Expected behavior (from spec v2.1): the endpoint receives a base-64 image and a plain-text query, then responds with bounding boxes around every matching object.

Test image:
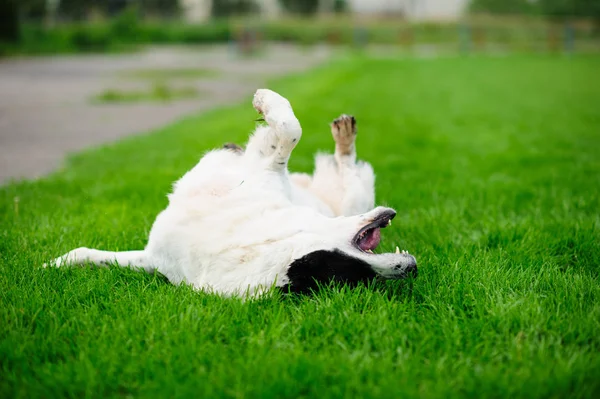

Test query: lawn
[1,55,599,398]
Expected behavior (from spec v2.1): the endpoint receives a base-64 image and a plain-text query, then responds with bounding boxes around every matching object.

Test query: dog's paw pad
[331,114,357,155]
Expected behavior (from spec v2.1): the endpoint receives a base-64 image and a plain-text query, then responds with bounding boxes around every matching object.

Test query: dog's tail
[44,248,155,273]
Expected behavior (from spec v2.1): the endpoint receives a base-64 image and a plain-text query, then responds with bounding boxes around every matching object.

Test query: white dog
[47,89,417,296]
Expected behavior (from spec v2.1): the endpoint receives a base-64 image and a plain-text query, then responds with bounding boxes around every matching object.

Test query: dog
[46,89,417,296]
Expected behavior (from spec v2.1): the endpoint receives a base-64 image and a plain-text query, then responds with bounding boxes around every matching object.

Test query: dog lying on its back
[47,89,417,296]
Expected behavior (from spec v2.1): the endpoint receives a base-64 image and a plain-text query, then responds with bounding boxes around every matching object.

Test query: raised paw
[252,89,291,116]
[251,89,302,157]
[331,114,357,156]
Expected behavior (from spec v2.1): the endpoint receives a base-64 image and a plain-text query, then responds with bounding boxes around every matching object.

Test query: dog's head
[281,207,417,294]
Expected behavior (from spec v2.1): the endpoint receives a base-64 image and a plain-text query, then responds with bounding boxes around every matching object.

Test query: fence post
[474,25,486,53]
[353,26,368,49]
[236,25,259,56]
[547,24,559,53]
[327,29,341,46]
[564,23,574,54]
[459,23,471,54]
[399,26,414,51]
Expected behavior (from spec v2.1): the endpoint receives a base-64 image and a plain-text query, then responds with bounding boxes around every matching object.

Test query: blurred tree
[469,0,537,15]
[541,0,600,20]
[333,0,347,13]
[57,0,93,19]
[19,0,47,19]
[111,5,140,36]
[44,0,180,20]
[0,0,20,42]
[139,0,180,16]
[212,0,258,17]
[279,0,319,15]
[470,0,600,20]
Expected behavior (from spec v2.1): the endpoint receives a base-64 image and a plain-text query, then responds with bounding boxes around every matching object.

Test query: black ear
[282,250,377,295]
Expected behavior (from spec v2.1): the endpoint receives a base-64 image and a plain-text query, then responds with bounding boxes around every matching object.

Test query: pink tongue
[359,228,381,251]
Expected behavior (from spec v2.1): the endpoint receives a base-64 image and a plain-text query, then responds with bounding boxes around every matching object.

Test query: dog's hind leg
[306,115,375,216]
[45,248,155,273]
[244,89,302,172]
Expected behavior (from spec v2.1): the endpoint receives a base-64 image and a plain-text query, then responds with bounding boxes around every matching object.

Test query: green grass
[119,68,217,80]
[94,68,213,104]
[93,83,199,103]
[2,55,600,398]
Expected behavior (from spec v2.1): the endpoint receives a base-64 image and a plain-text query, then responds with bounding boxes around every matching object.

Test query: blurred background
[0,0,599,183]
[1,0,598,54]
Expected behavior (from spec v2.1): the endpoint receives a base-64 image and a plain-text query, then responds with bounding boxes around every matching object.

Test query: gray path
[0,44,330,184]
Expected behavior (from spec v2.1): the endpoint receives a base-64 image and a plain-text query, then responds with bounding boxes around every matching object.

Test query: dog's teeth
[388,220,392,226]
[366,249,373,254]
[395,246,400,254]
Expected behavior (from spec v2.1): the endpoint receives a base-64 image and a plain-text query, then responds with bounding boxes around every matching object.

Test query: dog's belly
[171,149,334,215]
[144,148,340,294]
[144,197,308,294]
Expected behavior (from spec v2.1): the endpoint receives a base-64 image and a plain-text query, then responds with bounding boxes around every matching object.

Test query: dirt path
[0,44,330,184]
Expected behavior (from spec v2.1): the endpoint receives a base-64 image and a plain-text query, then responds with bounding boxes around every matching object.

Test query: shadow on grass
[109,265,420,304]
[273,277,419,305]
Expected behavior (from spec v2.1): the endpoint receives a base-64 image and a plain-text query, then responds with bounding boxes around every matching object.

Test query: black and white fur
[46,89,417,296]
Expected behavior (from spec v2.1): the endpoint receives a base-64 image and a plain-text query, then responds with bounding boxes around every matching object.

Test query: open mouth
[353,210,398,254]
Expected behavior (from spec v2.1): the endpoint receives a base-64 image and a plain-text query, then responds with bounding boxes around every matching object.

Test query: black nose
[396,255,417,278]
[405,262,418,278]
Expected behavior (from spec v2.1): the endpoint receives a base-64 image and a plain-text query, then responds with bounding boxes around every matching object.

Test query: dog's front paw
[253,89,292,116]
[252,89,268,115]
[331,114,357,155]
[252,89,301,147]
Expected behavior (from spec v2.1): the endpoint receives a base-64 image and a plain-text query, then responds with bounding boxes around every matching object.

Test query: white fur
[47,89,416,297]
